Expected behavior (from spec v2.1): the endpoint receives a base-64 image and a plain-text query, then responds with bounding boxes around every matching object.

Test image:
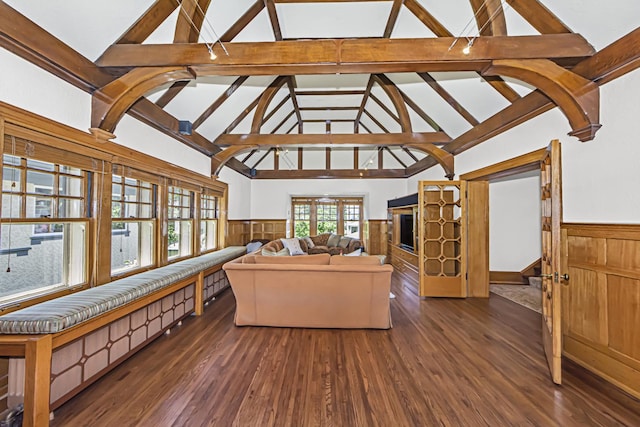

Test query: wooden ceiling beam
[193,76,249,130]
[372,74,412,132]
[403,0,453,37]
[223,92,262,134]
[470,0,507,36]
[155,80,191,108]
[263,94,291,124]
[504,0,571,34]
[270,111,296,134]
[174,0,211,43]
[212,145,257,176]
[484,59,600,141]
[384,146,408,168]
[91,66,195,133]
[97,35,596,71]
[480,75,521,102]
[116,0,179,44]
[354,77,374,133]
[0,2,113,92]
[128,98,221,156]
[397,89,445,133]
[220,1,265,42]
[251,76,288,133]
[363,109,391,133]
[253,168,407,179]
[296,90,365,96]
[369,94,400,124]
[418,72,479,126]
[383,0,405,38]
[215,132,450,147]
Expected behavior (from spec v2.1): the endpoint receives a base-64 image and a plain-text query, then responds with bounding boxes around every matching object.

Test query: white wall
[489,174,541,271]
[562,69,640,223]
[249,178,409,221]
[0,48,90,131]
[218,168,252,219]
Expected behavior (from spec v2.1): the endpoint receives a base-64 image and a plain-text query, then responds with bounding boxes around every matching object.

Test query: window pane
[111,220,155,275]
[26,159,54,172]
[59,165,82,176]
[139,204,152,218]
[58,199,83,218]
[0,222,87,302]
[168,220,192,259]
[200,219,217,251]
[2,195,21,218]
[29,196,52,218]
[112,183,122,201]
[3,155,20,166]
[59,176,83,197]
[294,221,310,238]
[124,202,138,218]
[140,188,152,203]
[3,167,22,191]
[27,171,54,195]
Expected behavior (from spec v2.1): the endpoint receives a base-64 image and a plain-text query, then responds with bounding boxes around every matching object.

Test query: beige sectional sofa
[223,253,393,329]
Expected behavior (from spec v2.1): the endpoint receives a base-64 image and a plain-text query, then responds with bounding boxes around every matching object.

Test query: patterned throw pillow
[280,238,306,255]
[302,236,315,248]
[326,233,342,247]
[338,236,352,249]
[261,247,289,256]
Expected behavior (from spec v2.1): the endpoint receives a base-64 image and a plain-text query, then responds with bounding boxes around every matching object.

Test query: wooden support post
[195,271,204,315]
[23,335,52,427]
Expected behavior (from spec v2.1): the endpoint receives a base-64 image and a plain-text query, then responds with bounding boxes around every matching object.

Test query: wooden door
[540,140,564,384]
[418,181,467,297]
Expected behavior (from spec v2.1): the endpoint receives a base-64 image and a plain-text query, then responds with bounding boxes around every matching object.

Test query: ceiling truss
[1,1,639,180]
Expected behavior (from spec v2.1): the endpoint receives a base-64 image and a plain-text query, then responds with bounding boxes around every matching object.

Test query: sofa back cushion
[329,255,382,266]
[326,233,342,247]
[254,253,331,265]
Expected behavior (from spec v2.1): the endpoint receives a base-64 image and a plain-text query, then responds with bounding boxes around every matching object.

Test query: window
[291,197,363,239]
[111,174,156,275]
[0,155,88,303]
[200,193,218,252]
[167,186,193,260]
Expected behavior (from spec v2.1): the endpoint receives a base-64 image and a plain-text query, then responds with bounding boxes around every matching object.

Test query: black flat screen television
[399,214,414,250]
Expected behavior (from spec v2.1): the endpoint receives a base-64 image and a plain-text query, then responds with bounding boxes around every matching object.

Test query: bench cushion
[0,246,246,334]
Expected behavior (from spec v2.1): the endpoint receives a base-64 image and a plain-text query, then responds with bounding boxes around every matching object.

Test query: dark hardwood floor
[51,274,640,427]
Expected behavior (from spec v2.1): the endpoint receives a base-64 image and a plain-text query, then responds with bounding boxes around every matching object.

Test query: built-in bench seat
[0,245,246,427]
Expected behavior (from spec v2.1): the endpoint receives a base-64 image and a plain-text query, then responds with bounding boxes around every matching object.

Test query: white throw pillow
[303,236,315,248]
[280,238,306,255]
[344,248,362,256]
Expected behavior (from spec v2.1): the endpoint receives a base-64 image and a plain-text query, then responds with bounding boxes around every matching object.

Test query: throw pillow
[302,236,315,248]
[246,241,263,253]
[344,248,362,256]
[261,247,289,256]
[338,236,352,249]
[326,233,342,247]
[280,238,305,256]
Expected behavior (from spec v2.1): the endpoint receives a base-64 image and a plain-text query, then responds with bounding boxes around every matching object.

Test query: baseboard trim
[489,271,527,285]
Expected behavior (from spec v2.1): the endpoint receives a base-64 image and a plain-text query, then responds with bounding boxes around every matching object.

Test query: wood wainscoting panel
[607,275,640,360]
[250,220,287,242]
[562,223,640,399]
[366,220,387,256]
[227,220,250,246]
[563,267,608,345]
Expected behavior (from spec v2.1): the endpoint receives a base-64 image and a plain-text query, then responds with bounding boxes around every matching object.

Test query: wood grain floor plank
[50,274,640,427]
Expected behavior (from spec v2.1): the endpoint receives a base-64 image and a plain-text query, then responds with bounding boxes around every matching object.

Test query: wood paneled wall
[562,223,640,399]
[227,220,287,245]
[365,220,387,256]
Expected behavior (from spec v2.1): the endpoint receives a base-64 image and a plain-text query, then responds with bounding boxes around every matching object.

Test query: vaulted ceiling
[1,1,639,179]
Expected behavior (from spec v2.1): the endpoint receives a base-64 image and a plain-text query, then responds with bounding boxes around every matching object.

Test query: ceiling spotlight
[462,40,473,55]
[207,44,217,60]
